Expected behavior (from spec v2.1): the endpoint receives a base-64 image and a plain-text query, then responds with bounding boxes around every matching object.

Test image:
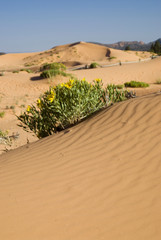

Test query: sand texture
[0,93,161,239]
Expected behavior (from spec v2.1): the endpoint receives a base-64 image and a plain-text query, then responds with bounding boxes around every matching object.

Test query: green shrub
[40,62,68,79]
[106,84,127,102]
[41,62,66,71]
[124,81,149,88]
[12,71,19,73]
[109,56,116,60]
[89,62,99,69]
[40,69,71,79]
[0,111,5,118]
[18,78,128,138]
[0,72,4,76]
[20,69,33,73]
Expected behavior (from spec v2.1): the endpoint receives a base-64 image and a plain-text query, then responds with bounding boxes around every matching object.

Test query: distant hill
[89,39,161,51]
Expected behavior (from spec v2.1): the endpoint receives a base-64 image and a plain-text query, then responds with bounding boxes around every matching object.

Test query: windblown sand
[0,93,161,239]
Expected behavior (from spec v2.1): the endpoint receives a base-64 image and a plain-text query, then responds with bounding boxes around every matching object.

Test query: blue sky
[1,0,161,52]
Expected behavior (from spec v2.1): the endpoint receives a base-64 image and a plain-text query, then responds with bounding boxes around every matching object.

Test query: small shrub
[109,56,116,60]
[0,72,4,76]
[40,69,71,79]
[0,129,11,145]
[155,79,161,84]
[41,62,66,71]
[124,81,149,88]
[20,69,33,73]
[106,84,127,102]
[10,105,15,110]
[0,111,5,118]
[40,62,68,79]
[20,104,25,108]
[12,71,19,73]
[89,62,99,69]
[18,79,128,138]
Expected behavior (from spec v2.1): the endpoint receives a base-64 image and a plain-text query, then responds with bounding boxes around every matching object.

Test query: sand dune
[10,41,153,68]
[0,93,161,239]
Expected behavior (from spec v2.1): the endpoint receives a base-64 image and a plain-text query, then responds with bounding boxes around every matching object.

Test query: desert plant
[124,81,149,88]
[89,62,99,68]
[0,72,4,76]
[0,129,11,145]
[40,69,71,79]
[0,111,5,118]
[109,56,117,60]
[20,69,33,73]
[155,79,161,84]
[18,78,128,138]
[41,62,66,71]
[40,62,68,79]
[106,84,127,103]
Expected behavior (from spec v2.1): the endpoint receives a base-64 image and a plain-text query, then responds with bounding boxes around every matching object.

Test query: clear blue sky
[1,0,161,52]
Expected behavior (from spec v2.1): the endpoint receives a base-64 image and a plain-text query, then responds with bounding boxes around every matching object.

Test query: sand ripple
[0,93,161,239]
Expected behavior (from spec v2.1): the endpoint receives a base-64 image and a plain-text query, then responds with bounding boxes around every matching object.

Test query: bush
[41,62,66,71]
[89,62,99,69]
[124,81,149,88]
[40,62,68,79]
[18,78,128,138]
[0,111,5,118]
[40,69,71,78]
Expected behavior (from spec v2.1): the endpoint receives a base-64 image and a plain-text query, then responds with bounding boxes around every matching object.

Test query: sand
[0,41,161,239]
[0,93,161,239]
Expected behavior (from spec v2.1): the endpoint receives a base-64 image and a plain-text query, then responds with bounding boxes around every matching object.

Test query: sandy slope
[0,93,161,239]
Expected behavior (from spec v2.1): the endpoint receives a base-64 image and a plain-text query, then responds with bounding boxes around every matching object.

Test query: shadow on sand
[30,76,43,81]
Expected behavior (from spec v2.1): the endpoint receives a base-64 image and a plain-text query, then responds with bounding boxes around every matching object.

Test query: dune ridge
[0,93,161,239]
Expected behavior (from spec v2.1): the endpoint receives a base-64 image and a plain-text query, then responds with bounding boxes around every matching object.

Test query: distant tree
[150,41,161,55]
[125,45,130,51]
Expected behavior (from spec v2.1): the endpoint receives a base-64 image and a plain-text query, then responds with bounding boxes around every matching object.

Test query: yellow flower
[37,99,43,108]
[60,82,72,89]
[82,77,86,81]
[47,91,55,103]
[65,83,72,89]
[95,78,102,82]
[60,83,65,87]
[27,105,31,112]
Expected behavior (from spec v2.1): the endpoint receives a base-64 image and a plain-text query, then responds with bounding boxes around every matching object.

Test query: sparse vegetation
[155,79,161,84]
[41,62,66,71]
[0,129,11,145]
[10,105,15,110]
[0,111,5,118]
[18,78,128,138]
[89,62,99,69]
[0,72,4,76]
[20,69,33,73]
[40,62,71,79]
[12,71,19,73]
[124,81,149,88]
[109,56,116,60]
